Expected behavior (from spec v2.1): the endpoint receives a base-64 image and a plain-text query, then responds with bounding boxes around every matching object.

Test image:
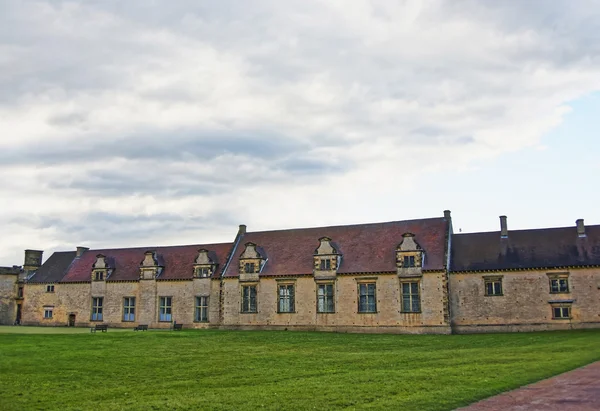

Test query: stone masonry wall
[450,267,600,333]
[21,283,91,326]
[222,273,450,333]
[0,274,17,325]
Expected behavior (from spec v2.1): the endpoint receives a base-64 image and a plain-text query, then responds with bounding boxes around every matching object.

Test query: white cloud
[1,0,599,264]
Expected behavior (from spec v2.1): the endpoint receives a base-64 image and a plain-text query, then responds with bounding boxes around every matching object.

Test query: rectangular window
[317,283,335,313]
[552,305,571,319]
[401,282,421,313]
[46,284,55,293]
[159,297,172,322]
[195,296,209,322]
[44,309,53,319]
[550,277,569,293]
[278,285,295,313]
[17,287,23,298]
[91,297,103,321]
[241,286,257,313]
[123,297,135,322]
[358,283,377,313]
[484,277,503,296]
[244,262,255,274]
[199,267,210,277]
[403,255,416,268]
[319,259,331,270]
[94,271,104,281]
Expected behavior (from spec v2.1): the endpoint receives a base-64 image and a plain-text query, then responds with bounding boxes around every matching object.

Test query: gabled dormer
[139,251,164,280]
[193,248,217,278]
[313,237,341,279]
[239,242,266,282]
[396,233,424,277]
[92,254,113,281]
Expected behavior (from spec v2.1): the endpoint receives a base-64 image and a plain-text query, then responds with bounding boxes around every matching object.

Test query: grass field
[1,328,599,411]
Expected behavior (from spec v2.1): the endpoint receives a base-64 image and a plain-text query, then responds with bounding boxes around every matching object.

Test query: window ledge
[484,294,504,297]
[276,311,296,314]
[358,311,378,314]
[400,311,422,314]
[317,312,336,314]
[240,312,258,314]
[193,320,210,323]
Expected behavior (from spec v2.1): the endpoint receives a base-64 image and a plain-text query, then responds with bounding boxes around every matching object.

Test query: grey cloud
[1,130,310,166]
[11,209,238,248]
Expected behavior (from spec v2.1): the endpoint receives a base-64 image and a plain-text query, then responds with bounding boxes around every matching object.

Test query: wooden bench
[134,324,148,331]
[91,324,108,333]
[172,323,183,331]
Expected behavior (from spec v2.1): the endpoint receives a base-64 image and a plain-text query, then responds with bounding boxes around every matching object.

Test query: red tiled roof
[223,218,449,277]
[451,224,600,272]
[60,242,234,282]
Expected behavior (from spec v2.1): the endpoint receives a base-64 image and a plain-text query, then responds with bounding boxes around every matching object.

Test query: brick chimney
[500,216,508,238]
[576,219,586,237]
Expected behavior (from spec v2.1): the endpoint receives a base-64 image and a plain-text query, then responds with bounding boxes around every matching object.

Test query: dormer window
[92,254,111,282]
[402,256,416,268]
[139,251,164,280]
[193,248,217,279]
[313,237,341,278]
[320,259,331,270]
[396,233,424,277]
[239,243,266,277]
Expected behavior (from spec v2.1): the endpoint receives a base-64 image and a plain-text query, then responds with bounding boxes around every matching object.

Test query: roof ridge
[245,217,446,235]
[58,241,233,254]
[455,224,600,236]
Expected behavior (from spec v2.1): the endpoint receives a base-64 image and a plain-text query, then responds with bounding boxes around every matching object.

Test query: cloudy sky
[1,0,599,265]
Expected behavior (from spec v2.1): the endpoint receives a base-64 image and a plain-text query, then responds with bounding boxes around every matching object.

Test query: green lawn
[1,329,599,410]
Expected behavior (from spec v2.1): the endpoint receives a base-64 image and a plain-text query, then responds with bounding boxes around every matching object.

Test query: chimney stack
[576,219,586,237]
[500,216,508,238]
[443,210,451,220]
[76,246,89,257]
[238,224,247,235]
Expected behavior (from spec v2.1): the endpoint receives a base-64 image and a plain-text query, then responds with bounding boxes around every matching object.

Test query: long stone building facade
[1,211,599,333]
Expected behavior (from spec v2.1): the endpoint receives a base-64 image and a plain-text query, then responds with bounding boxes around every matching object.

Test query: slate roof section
[60,243,233,282]
[0,266,22,275]
[27,251,77,283]
[451,224,600,272]
[223,217,450,277]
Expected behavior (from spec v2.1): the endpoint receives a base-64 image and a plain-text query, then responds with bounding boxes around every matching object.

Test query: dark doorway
[68,314,76,327]
[15,304,22,325]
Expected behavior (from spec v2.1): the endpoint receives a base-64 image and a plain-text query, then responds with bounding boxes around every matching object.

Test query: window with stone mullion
[195,296,209,322]
[358,283,376,313]
[278,285,295,313]
[402,282,420,313]
[123,297,135,321]
[242,286,257,313]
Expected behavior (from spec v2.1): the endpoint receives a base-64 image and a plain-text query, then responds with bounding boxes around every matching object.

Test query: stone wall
[222,272,451,333]
[20,279,221,329]
[0,274,18,325]
[21,283,90,326]
[449,268,600,333]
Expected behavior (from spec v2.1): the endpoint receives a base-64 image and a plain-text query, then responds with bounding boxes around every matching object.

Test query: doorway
[68,313,76,327]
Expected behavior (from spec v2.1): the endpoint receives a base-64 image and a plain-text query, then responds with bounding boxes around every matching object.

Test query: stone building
[1,211,598,333]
